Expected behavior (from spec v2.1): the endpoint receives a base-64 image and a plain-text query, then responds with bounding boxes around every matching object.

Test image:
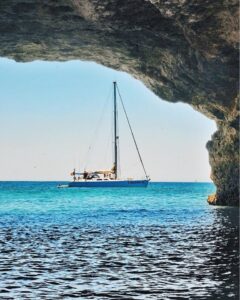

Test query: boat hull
[68,180,149,188]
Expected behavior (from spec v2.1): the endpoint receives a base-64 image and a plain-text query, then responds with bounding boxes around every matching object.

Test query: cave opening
[0,58,216,183]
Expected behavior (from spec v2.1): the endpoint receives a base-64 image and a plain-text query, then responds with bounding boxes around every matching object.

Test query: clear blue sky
[0,58,216,181]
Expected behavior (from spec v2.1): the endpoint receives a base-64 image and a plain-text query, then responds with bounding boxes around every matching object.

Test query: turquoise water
[0,182,238,299]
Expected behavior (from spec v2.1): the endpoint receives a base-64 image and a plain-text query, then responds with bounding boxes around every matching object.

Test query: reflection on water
[0,182,238,299]
[207,208,239,300]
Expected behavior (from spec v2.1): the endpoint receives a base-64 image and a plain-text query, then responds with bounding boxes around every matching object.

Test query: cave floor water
[0,182,238,300]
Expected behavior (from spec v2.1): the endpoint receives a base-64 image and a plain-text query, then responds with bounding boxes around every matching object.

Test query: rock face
[0,0,239,205]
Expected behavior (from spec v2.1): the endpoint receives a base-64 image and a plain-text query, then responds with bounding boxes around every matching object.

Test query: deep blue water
[0,182,238,299]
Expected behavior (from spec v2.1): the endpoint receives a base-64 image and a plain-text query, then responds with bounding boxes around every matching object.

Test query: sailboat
[68,81,150,188]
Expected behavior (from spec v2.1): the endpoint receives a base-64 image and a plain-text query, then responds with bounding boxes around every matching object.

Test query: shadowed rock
[0,0,238,205]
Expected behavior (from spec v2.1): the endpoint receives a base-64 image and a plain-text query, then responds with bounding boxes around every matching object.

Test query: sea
[0,182,238,300]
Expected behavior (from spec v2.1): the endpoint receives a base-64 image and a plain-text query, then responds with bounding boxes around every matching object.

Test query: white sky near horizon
[0,58,217,182]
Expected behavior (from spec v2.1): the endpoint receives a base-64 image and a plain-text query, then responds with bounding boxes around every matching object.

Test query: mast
[113,81,118,179]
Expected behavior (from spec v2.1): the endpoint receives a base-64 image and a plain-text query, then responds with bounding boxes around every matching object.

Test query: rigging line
[83,84,112,169]
[116,84,149,179]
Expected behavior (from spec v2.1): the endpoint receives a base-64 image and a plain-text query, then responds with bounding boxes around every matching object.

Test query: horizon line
[0,180,213,183]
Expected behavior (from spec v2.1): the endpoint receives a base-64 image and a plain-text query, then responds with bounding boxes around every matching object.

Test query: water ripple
[0,182,238,299]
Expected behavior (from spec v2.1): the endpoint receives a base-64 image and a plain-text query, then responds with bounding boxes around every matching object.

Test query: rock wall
[207,96,239,206]
[0,0,239,205]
